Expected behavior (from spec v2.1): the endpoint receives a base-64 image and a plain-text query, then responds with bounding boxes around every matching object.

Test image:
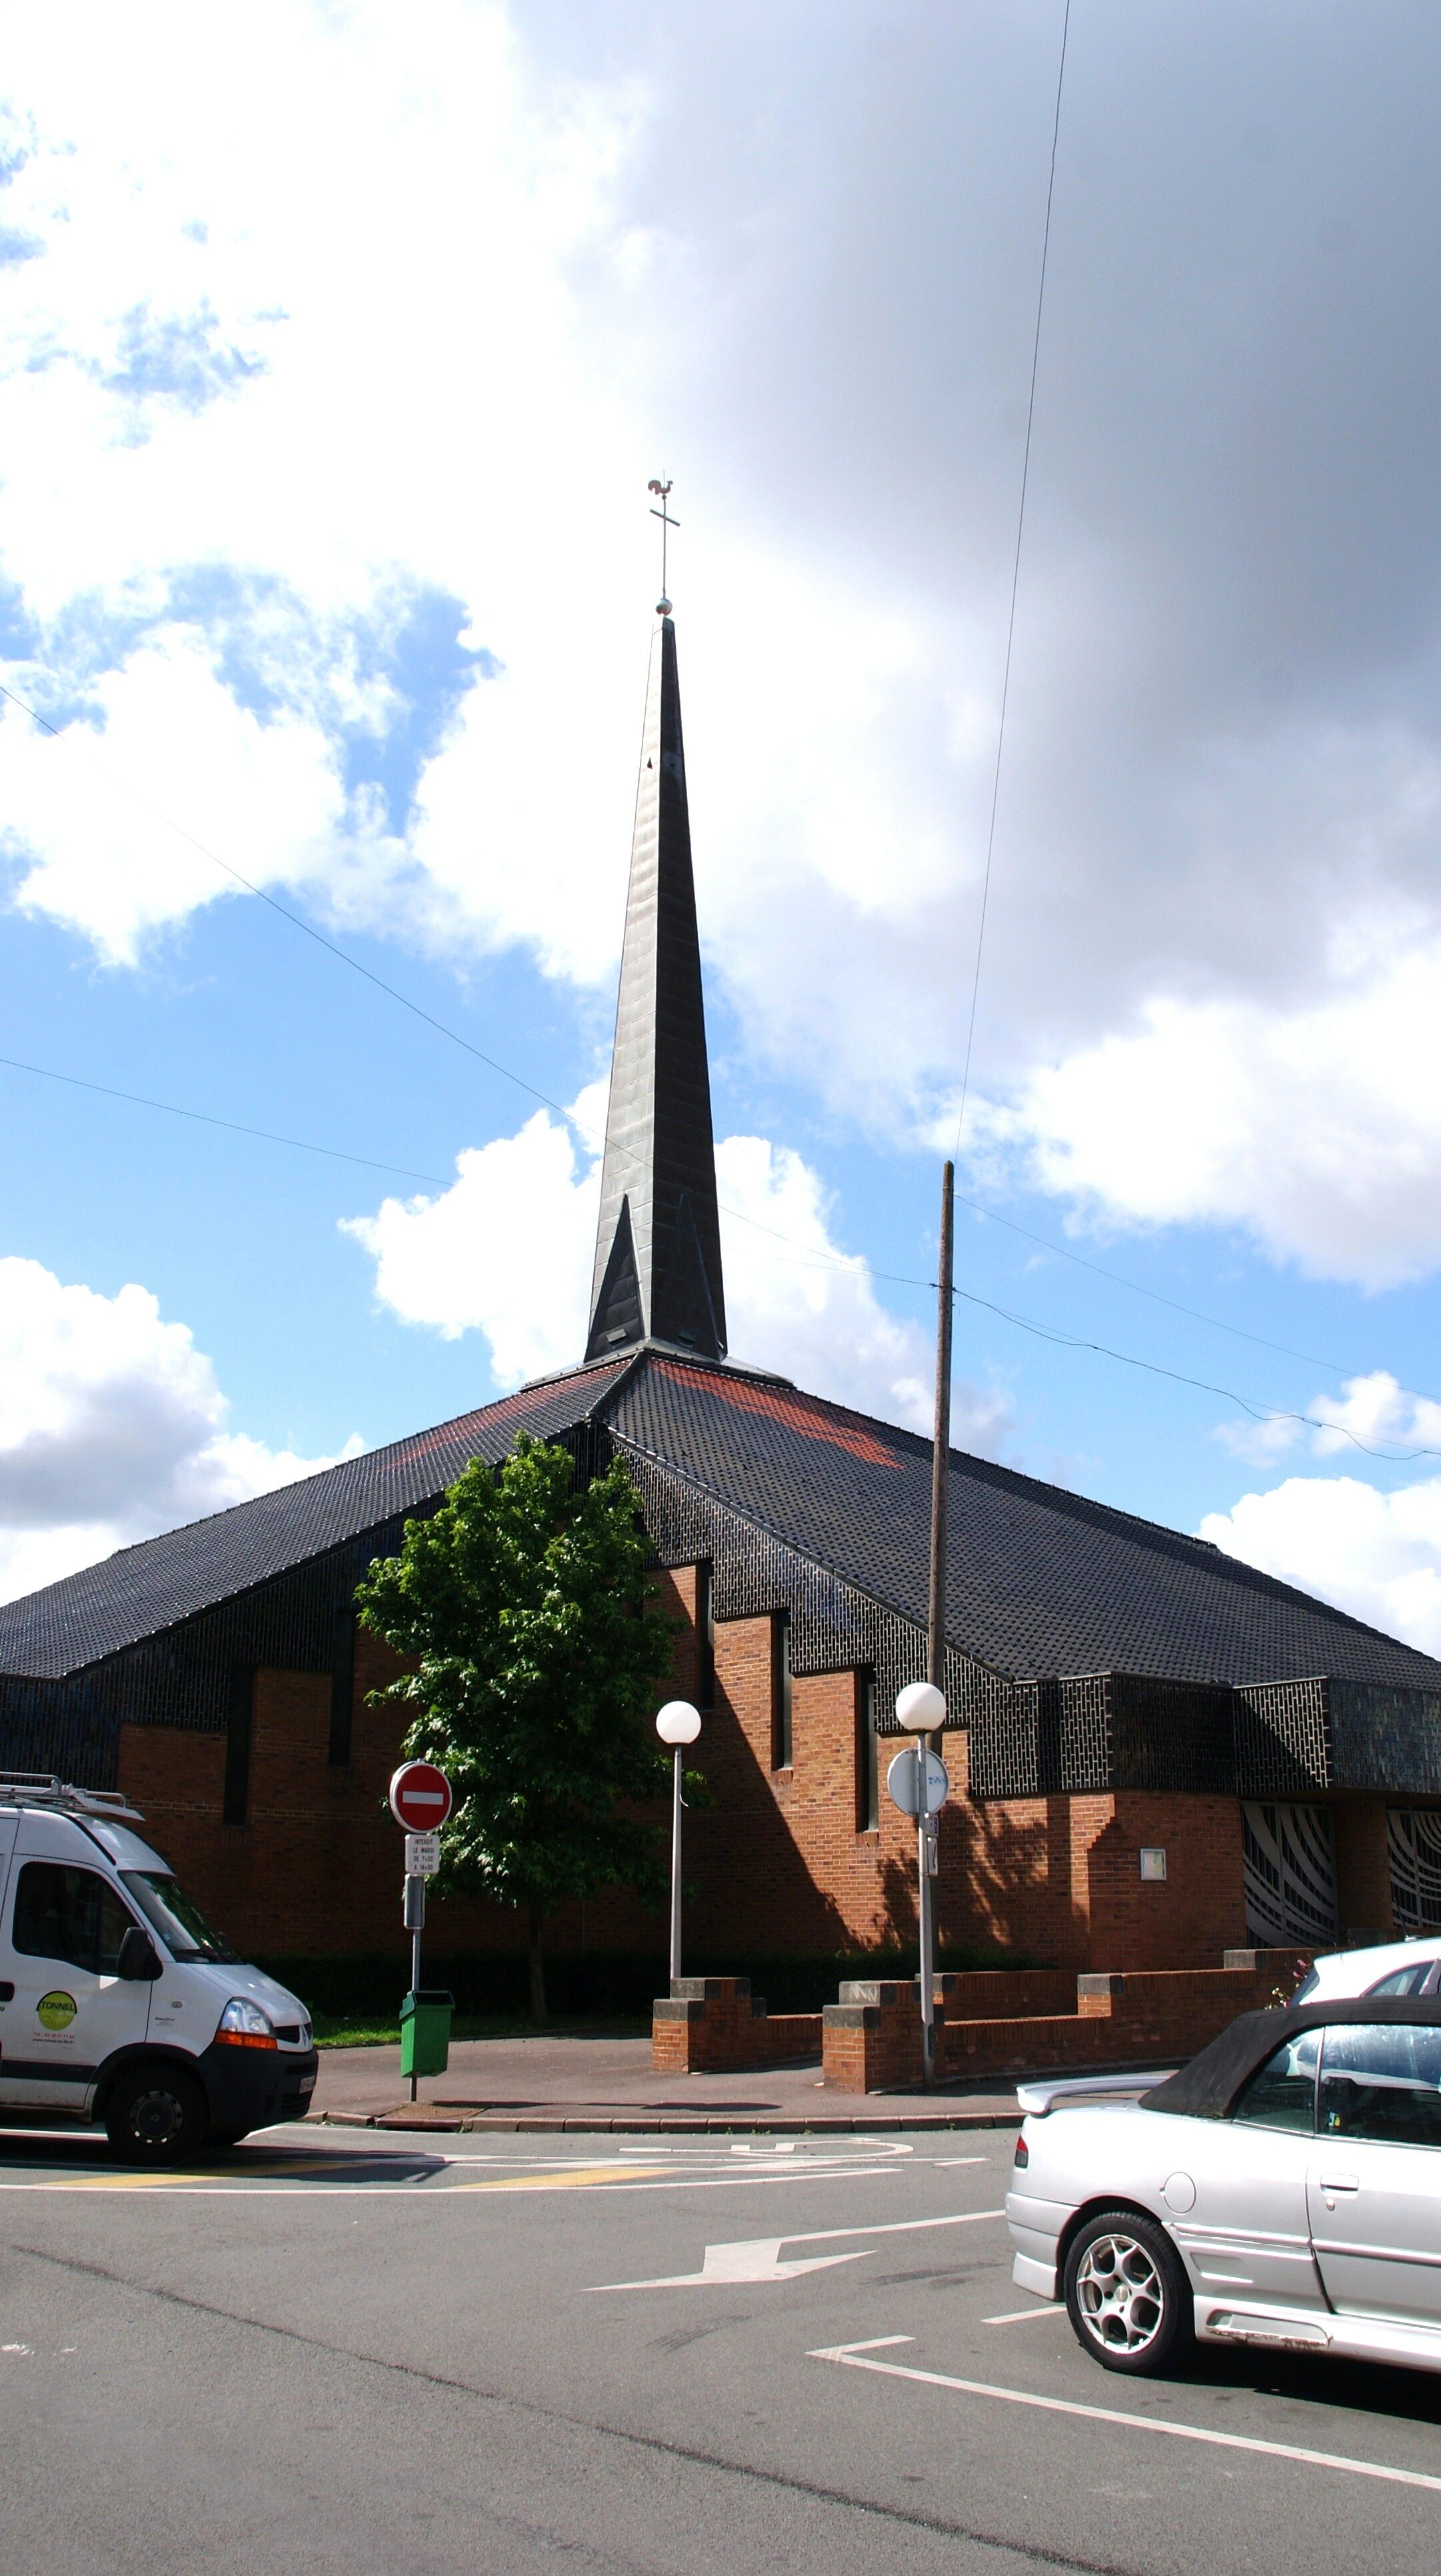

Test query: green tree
[355,1435,677,2021]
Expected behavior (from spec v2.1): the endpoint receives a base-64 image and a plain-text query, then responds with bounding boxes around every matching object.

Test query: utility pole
[920,1159,954,2089]
[929,1161,954,1697]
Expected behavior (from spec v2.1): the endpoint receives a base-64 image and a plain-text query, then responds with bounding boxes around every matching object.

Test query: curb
[309,2107,1019,2135]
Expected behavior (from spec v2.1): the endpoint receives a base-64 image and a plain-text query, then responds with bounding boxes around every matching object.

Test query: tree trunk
[528,1905,548,2025]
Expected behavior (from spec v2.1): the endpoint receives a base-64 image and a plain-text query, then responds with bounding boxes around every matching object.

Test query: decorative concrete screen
[1242,1799,1338,1945]
[1389,1807,1441,1933]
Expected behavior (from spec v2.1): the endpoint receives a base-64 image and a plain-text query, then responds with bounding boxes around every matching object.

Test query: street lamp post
[895,1678,947,2087]
[656,1699,702,1985]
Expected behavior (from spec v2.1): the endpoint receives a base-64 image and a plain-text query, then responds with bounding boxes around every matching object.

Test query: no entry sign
[389,1761,453,1831]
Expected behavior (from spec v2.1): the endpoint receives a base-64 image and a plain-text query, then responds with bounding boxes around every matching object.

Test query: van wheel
[1063,2207,1194,2376]
[105,2066,209,2166]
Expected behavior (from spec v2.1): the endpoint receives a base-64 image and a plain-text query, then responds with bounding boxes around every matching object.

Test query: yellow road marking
[455,2163,669,2192]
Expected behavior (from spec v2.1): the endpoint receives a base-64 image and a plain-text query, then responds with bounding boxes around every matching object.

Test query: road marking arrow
[588,2204,1003,2291]
[594,2237,870,2289]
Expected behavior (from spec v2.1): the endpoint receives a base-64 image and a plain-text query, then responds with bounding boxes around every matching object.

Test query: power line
[3,655,1432,1449]
[0,1053,454,1190]
[3,1047,1433,1461]
[953,0,1070,1159]
[948,1177,1436,1399]
[0,676,865,1279]
[948,1279,1441,1465]
[8,1035,1430,1463]
[0,1045,879,1281]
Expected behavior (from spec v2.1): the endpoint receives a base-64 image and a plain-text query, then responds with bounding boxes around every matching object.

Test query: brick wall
[117,1623,659,1963]
[115,1557,1255,1977]
[823,1951,1312,2093]
[1333,1795,1395,1941]
[651,1977,821,2073]
[944,1734,1245,1969]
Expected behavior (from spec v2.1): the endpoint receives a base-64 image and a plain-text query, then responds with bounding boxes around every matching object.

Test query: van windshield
[121,1871,239,1964]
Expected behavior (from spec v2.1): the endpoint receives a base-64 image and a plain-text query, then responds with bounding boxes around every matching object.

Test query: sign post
[888,1689,949,2089]
[389,1763,453,2101]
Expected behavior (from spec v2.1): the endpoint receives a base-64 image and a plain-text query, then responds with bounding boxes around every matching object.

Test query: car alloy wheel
[1076,2231,1165,2353]
[1063,2207,1194,2377]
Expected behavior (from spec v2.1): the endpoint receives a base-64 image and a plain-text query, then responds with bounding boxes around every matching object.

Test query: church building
[5,601,1441,1978]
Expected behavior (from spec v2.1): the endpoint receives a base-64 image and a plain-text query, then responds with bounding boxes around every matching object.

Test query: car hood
[180,1959,308,2035]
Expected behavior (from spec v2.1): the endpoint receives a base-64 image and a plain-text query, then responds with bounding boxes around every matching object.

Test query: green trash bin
[399,1989,454,2080]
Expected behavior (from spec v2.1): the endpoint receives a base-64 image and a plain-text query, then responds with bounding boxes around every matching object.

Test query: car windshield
[120,1871,239,1963]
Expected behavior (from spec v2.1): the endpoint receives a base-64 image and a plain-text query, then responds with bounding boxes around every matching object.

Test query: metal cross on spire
[647,477,678,613]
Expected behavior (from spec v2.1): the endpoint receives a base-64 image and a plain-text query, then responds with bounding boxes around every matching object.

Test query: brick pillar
[822,1979,940,2093]
[1333,1798,1394,1945]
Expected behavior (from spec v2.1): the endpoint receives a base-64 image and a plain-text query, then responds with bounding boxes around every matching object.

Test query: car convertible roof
[1141,1995,1441,2121]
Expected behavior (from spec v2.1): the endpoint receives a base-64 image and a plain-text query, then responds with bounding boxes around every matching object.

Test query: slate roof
[3,1346,1440,1698]
[608,1357,1441,1694]
[0,1360,630,1680]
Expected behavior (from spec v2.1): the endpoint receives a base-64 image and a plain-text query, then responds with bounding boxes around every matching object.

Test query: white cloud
[344,1099,1010,1447]
[977,937,1441,1288]
[1202,1473,1441,1660]
[5,6,1441,1287]
[0,1255,359,1602]
[1,629,357,963]
[343,1104,601,1387]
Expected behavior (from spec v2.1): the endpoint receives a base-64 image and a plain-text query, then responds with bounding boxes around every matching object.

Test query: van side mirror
[117,1926,161,1982]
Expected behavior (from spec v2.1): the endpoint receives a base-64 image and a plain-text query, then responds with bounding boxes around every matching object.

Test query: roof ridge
[0,1363,632,1677]
[61,1364,629,1575]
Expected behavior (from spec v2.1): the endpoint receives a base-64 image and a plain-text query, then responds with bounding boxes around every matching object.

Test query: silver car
[1292,1937,1441,2003]
[1006,1997,1441,2378]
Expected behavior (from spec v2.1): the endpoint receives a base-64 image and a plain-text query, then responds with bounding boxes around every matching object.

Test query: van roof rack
[0,1771,144,1823]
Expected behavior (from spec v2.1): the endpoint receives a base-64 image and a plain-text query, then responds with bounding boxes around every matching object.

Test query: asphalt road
[3,2119,1441,2574]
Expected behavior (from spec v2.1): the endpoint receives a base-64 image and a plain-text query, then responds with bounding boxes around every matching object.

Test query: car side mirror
[117,1925,161,1982]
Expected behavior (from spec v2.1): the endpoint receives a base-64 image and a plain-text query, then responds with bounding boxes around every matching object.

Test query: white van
[0,1773,318,2162]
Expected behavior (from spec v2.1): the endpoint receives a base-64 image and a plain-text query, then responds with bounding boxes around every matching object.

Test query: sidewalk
[307,2030,1030,2133]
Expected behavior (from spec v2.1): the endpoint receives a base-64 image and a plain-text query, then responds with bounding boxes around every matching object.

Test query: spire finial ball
[656,595,672,617]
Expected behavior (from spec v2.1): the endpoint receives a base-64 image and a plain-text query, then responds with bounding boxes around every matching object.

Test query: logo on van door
[37,1991,77,2032]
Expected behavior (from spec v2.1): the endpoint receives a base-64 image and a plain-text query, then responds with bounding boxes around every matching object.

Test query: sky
[5,1,1441,1657]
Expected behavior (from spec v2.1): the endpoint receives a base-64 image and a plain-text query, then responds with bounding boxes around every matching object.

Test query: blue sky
[4,1,1441,1654]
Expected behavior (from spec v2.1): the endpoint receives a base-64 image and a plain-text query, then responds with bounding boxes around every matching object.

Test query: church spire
[585,583,728,1365]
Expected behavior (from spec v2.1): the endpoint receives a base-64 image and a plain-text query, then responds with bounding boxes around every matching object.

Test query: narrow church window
[329,1609,355,1766]
[856,1673,878,1831]
[223,1665,254,1827]
[772,1611,792,1770]
[696,1563,715,1711]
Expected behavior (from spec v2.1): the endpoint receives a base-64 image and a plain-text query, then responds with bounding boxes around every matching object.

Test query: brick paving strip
[303,2032,1170,2135]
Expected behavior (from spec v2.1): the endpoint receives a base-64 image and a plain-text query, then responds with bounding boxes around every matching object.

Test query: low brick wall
[936,1969,1076,2019]
[822,1981,939,2093]
[651,1977,822,2073]
[822,1951,1311,2093]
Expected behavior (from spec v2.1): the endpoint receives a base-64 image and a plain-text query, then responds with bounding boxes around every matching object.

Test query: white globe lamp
[895,1680,946,1734]
[656,1700,702,1746]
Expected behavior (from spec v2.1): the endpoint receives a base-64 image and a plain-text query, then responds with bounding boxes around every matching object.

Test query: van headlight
[215,1996,277,2050]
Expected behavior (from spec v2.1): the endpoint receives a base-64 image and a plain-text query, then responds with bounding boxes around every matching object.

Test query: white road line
[931,2157,988,2169]
[983,2305,1064,2325]
[780,2207,1004,2247]
[808,2338,1441,2496]
[590,2207,1005,2291]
